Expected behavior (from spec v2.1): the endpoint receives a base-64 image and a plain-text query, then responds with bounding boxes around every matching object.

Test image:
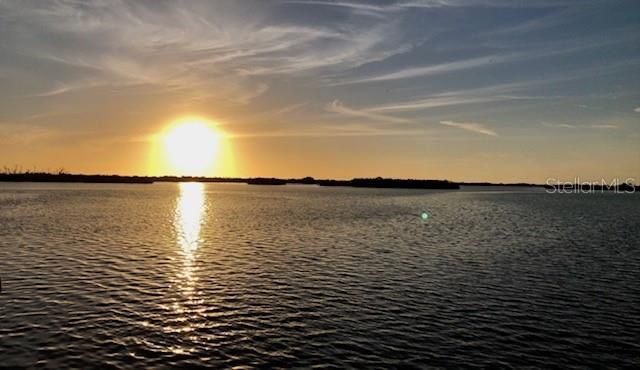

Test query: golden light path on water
[174,182,206,298]
[165,182,207,353]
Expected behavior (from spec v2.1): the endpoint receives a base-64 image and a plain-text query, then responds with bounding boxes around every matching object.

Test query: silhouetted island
[246,177,287,185]
[0,172,154,184]
[316,177,459,189]
[3,171,636,192]
[0,172,459,189]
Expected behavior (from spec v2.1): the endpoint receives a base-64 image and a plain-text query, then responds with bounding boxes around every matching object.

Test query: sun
[162,118,221,176]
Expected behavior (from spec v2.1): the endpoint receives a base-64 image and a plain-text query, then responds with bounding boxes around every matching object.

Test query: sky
[0,0,639,182]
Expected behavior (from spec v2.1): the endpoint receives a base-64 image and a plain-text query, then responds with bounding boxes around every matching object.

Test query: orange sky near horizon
[2,113,637,183]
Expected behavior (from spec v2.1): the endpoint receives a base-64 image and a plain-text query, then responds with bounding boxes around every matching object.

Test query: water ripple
[1,183,639,368]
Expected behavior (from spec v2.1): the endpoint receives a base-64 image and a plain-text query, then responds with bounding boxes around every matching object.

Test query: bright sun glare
[163,118,221,176]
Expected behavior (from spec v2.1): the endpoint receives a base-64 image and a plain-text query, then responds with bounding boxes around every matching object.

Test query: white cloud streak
[326,100,411,123]
[542,122,619,130]
[334,36,627,86]
[286,0,577,13]
[327,100,500,137]
[542,122,578,129]
[335,54,521,85]
[439,120,497,136]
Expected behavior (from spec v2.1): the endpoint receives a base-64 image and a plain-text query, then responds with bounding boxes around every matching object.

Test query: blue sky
[0,0,638,181]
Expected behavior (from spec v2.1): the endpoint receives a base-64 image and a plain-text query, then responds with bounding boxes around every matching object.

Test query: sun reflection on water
[174,182,206,297]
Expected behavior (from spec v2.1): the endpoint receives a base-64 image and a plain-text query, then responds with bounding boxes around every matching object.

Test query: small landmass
[0,171,154,184]
[246,178,288,185]
[0,171,459,190]
[3,171,636,192]
[317,177,459,189]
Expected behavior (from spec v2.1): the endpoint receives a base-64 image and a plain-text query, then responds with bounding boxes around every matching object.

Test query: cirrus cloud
[439,120,497,136]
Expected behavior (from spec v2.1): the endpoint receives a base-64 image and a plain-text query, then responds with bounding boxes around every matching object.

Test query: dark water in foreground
[1,183,639,369]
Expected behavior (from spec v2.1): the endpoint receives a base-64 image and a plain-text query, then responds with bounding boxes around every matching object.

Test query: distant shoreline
[0,173,459,190]
[0,173,637,192]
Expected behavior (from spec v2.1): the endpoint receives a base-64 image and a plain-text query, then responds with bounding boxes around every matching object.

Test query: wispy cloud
[542,122,578,129]
[634,107,640,112]
[363,80,562,113]
[283,1,395,16]
[326,100,410,123]
[25,85,73,98]
[334,54,521,85]
[333,34,634,86]
[367,94,526,112]
[233,83,270,104]
[542,122,619,130]
[21,79,105,98]
[354,59,640,115]
[440,120,497,136]
[286,0,575,13]
[0,0,410,104]
[328,100,504,137]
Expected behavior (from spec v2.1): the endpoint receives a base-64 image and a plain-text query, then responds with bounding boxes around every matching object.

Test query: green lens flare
[421,212,429,220]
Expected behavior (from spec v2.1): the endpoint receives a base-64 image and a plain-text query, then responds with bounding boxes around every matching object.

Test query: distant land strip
[0,172,461,189]
[0,172,637,191]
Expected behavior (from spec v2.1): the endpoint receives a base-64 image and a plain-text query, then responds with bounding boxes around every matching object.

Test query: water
[1,182,639,368]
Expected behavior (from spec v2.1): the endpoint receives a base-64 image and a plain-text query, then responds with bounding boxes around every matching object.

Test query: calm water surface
[1,183,639,368]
